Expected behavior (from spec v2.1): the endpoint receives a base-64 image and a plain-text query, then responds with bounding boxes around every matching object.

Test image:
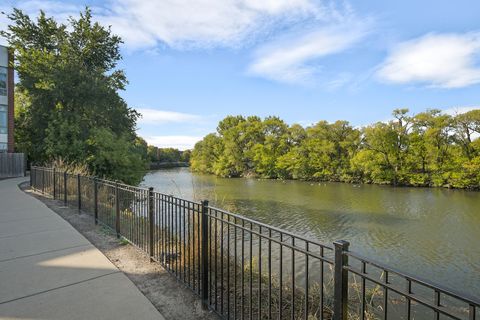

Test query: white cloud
[104,0,320,50]
[2,0,372,84]
[142,135,203,150]
[136,108,203,125]
[2,0,319,50]
[377,32,480,88]
[241,0,316,15]
[3,0,360,51]
[247,14,371,84]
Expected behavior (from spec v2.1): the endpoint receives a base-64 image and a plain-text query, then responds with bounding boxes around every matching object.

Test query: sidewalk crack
[0,271,122,305]
[0,244,92,263]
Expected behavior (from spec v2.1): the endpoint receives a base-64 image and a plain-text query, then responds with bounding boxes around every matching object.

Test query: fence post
[333,240,350,320]
[94,178,98,225]
[63,171,68,205]
[148,187,154,261]
[42,168,45,194]
[53,168,57,199]
[201,200,210,310]
[77,174,81,210]
[30,166,33,187]
[115,181,120,238]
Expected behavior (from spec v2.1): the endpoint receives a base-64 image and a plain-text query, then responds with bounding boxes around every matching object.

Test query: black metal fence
[30,166,479,320]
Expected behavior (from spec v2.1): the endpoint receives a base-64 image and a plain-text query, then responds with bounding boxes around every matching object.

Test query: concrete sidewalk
[0,178,165,320]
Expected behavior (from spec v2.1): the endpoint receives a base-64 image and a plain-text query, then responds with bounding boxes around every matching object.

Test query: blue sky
[1,0,480,149]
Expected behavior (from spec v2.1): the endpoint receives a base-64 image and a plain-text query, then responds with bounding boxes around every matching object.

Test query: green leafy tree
[191,133,223,174]
[181,149,191,163]
[147,145,159,162]
[2,8,147,184]
[191,110,479,189]
[409,110,453,186]
[453,110,480,159]
[252,116,289,178]
[449,110,480,188]
[157,148,182,162]
[312,120,359,181]
[353,109,412,185]
[86,128,146,184]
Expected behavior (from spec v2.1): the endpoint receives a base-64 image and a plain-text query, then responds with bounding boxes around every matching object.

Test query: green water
[142,167,480,297]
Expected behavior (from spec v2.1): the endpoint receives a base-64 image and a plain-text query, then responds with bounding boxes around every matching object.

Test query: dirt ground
[20,182,217,320]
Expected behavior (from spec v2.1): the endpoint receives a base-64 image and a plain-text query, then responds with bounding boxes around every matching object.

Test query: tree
[181,149,191,163]
[13,88,33,157]
[276,124,308,179]
[2,8,147,184]
[147,145,159,162]
[408,110,453,186]
[353,109,412,185]
[252,116,289,178]
[86,128,147,184]
[449,110,480,188]
[453,110,480,159]
[191,110,480,189]
[190,133,223,174]
[157,148,181,162]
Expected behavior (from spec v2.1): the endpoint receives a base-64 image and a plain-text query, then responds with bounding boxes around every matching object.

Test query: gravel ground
[20,182,217,320]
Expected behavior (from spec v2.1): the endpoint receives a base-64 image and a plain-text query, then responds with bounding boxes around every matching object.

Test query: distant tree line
[191,109,480,189]
[147,146,191,163]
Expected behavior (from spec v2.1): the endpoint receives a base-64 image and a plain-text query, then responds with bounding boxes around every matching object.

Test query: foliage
[85,128,147,184]
[147,146,190,163]
[2,8,147,184]
[191,109,480,189]
[49,158,91,176]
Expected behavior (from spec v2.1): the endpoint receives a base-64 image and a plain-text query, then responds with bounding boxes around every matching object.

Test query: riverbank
[150,161,189,170]
[190,168,480,190]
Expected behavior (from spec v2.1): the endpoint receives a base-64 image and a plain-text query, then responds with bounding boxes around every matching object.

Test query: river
[142,167,480,297]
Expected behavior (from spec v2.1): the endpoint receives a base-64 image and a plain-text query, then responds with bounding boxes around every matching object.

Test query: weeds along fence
[30,166,479,320]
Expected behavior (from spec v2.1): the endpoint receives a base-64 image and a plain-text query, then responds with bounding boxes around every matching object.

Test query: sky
[1,0,480,150]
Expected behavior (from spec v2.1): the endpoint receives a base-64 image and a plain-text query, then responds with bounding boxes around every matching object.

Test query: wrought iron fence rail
[346,251,480,308]
[209,205,334,253]
[151,192,203,296]
[208,211,333,265]
[345,265,468,320]
[29,166,479,320]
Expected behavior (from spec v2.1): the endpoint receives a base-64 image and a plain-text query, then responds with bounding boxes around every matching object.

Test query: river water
[142,167,480,297]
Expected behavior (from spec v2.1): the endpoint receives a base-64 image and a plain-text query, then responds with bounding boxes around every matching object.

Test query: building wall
[7,50,14,153]
[0,45,13,153]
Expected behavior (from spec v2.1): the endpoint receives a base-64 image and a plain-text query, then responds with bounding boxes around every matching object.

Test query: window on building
[0,105,7,134]
[0,143,6,152]
[0,67,6,96]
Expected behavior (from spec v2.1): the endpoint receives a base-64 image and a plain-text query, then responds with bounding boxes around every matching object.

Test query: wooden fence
[0,153,26,178]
